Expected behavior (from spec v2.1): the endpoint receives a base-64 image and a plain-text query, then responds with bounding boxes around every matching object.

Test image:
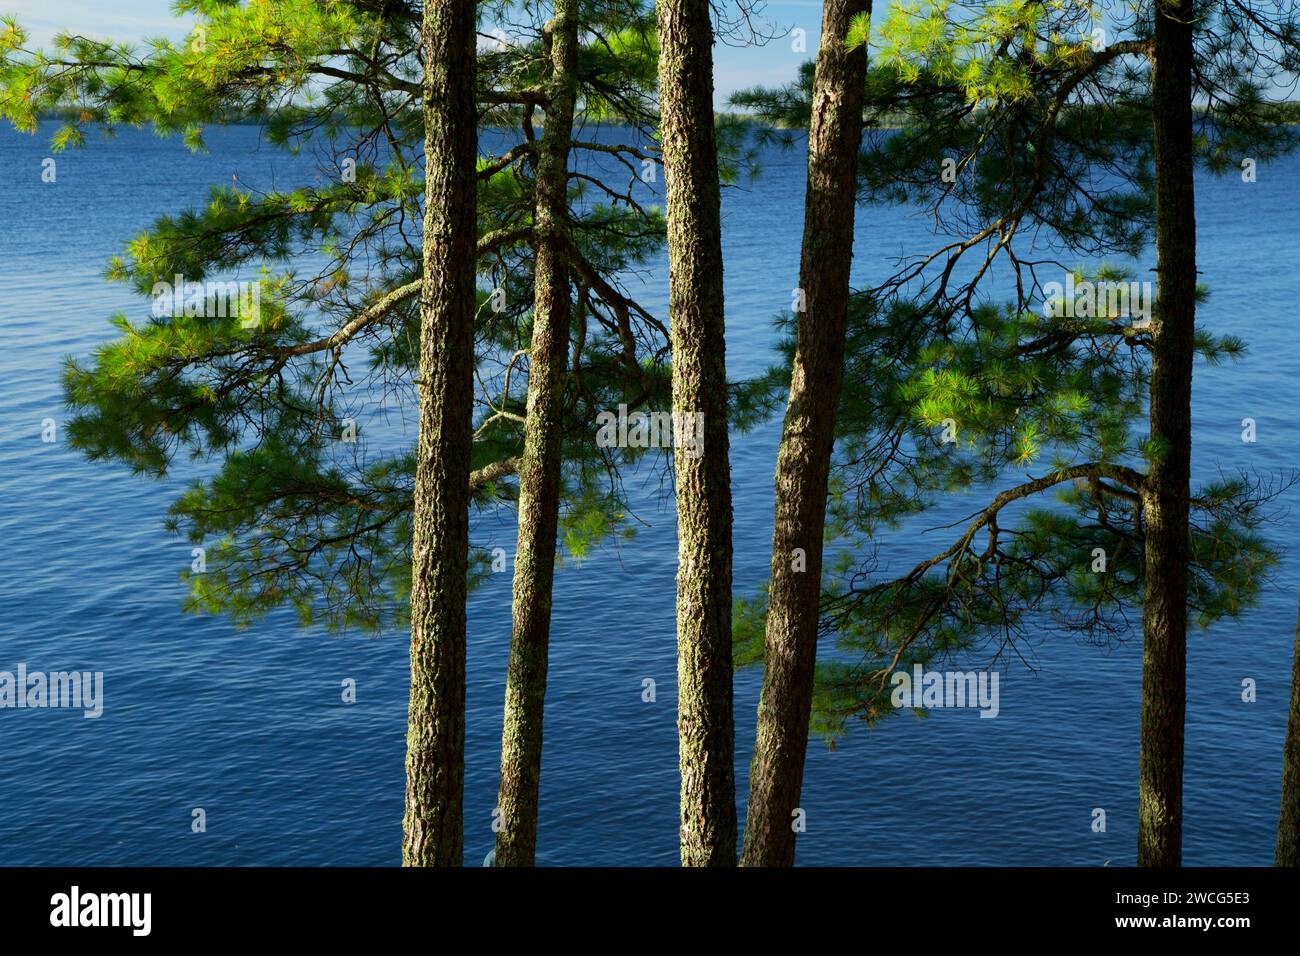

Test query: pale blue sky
[5,0,825,108]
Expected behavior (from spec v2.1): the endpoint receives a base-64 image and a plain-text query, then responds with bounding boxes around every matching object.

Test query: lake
[1,121,1296,865]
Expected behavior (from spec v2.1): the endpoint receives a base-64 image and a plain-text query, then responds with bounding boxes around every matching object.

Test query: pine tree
[480,0,666,865]
[1138,0,1198,869]
[1278,596,1300,865]
[493,0,580,868]
[738,0,873,868]
[401,0,479,868]
[1,0,671,863]
[656,0,738,865]
[731,1,1300,867]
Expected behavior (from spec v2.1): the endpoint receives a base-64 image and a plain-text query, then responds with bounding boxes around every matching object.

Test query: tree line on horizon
[4,0,1300,866]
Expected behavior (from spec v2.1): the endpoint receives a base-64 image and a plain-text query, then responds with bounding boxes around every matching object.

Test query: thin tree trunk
[493,0,579,867]
[1276,596,1300,864]
[740,0,871,868]
[656,0,737,866]
[1137,0,1196,868]
[402,0,478,867]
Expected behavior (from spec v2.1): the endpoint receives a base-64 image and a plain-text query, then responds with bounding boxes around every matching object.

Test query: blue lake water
[1,122,1297,866]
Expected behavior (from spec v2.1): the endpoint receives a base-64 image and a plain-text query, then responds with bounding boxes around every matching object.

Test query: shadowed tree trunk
[1137,0,1196,869]
[494,0,579,868]
[741,0,871,868]
[1276,596,1300,864]
[402,0,478,867]
[656,0,737,866]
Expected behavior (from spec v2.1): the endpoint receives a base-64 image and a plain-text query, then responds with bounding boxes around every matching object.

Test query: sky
[4,0,826,109]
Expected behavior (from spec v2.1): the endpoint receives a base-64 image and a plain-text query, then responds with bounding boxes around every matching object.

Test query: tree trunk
[740,0,871,868]
[493,0,579,868]
[656,0,737,866]
[1137,0,1196,869]
[402,0,478,867]
[1276,596,1300,864]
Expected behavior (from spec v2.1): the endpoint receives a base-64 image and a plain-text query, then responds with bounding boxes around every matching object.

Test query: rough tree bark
[740,0,871,868]
[1276,596,1300,864]
[493,0,579,867]
[1137,0,1197,868]
[656,0,737,866]
[402,0,478,867]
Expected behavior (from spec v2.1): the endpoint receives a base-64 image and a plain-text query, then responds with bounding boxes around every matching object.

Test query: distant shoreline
[31,106,1300,130]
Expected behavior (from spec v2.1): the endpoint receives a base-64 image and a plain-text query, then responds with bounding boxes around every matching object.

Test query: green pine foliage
[3,0,677,632]
[731,0,1300,742]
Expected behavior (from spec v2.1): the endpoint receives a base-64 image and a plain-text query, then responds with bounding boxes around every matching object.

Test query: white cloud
[6,0,193,48]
